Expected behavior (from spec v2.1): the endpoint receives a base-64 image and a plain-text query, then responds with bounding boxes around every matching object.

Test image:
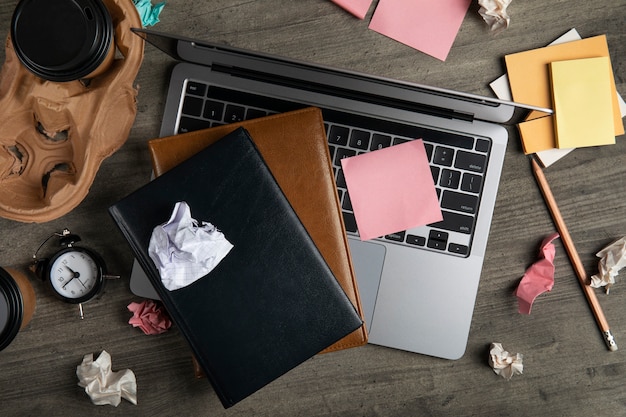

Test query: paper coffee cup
[10,0,115,82]
[0,267,36,352]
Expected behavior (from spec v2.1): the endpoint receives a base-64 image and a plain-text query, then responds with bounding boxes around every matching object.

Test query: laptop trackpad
[347,238,386,334]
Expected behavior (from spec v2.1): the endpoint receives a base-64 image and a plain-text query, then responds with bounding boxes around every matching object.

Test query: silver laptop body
[129,29,550,360]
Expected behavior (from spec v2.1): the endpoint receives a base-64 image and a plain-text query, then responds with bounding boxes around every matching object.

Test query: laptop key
[406,235,426,246]
[329,125,349,146]
[328,144,336,161]
[342,211,358,233]
[334,147,356,167]
[430,166,440,184]
[349,129,370,150]
[181,95,203,117]
[427,230,448,250]
[430,211,474,234]
[475,139,490,153]
[440,169,461,189]
[430,230,448,241]
[423,130,474,150]
[448,243,469,255]
[433,146,454,166]
[441,190,478,214]
[460,173,483,193]
[424,143,433,161]
[178,116,211,133]
[203,100,224,120]
[342,191,353,211]
[336,168,347,188]
[385,231,405,242]
[455,151,486,173]
[370,134,391,150]
[224,104,245,123]
[186,81,207,97]
[246,108,267,120]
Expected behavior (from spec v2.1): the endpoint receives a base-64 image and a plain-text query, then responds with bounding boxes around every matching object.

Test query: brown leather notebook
[148,107,367,357]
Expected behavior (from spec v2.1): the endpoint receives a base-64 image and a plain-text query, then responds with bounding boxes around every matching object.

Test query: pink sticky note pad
[368,0,472,61]
[341,140,442,241]
[330,0,373,19]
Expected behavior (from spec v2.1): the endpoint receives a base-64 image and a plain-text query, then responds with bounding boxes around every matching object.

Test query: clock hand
[65,265,80,278]
[62,265,81,289]
[76,277,88,289]
[62,275,76,289]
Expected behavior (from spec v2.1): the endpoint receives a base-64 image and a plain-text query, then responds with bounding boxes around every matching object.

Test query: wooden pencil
[530,157,617,351]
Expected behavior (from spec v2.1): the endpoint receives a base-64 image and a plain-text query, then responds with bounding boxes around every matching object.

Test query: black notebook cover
[109,128,362,408]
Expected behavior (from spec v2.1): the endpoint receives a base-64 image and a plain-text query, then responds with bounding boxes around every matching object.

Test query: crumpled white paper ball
[488,342,523,380]
[590,237,626,294]
[76,350,137,406]
[149,201,234,291]
[478,0,512,34]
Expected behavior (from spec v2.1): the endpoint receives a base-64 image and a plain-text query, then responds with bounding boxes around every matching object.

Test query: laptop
[128,28,551,360]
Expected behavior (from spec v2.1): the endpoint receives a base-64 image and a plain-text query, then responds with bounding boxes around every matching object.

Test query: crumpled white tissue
[478,0,512,34]
[590,237,626,294]
[148,201,234,291]
[488,342,523,380]
[76,350,137,406]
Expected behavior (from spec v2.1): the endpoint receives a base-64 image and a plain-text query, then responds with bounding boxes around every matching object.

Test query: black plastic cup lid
[11,0,114,82]
[0,267,23,352]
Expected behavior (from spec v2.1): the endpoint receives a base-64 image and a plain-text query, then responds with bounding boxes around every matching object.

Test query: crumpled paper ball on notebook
[148,201,234,291]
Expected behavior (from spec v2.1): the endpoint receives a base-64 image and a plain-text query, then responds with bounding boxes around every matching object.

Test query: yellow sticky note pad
[549,57,615,148]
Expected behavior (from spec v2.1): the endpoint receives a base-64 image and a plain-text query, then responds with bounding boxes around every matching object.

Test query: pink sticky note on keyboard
[330,0,373,19]
[341,139,443,241]
[368,0,472,61]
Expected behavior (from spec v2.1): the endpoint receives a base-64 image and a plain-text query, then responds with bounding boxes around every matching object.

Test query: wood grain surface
[0,0,624,415]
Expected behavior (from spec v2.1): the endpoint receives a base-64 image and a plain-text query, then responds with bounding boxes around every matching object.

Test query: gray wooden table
[1,0,625,415]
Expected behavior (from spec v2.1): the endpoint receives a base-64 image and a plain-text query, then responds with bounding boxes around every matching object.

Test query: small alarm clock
[31,228,115,318]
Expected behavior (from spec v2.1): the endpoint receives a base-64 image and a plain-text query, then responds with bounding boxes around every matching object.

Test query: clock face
[48,248,102,302]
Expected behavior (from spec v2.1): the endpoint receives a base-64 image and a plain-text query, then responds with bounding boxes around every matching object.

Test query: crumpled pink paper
[76,350,137,406]
[514,233,560,314]
[127,300,172,335]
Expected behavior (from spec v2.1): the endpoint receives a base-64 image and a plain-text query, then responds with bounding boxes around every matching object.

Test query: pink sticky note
[330,0,373,19]
[368,0,472,61]
[341,140,442,241]
[514,233,560,314]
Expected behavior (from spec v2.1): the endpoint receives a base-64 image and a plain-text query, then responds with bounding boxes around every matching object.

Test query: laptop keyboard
[178,81,491,258]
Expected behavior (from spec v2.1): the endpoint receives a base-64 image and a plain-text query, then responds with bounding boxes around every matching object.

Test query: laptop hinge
[211,64,475,122]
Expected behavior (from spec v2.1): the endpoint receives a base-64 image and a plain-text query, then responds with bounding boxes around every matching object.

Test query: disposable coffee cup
[0,267,36,352]
[10,0,115,82]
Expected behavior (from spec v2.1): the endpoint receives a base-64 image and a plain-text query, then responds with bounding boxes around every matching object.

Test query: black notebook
[109,128,362,408]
